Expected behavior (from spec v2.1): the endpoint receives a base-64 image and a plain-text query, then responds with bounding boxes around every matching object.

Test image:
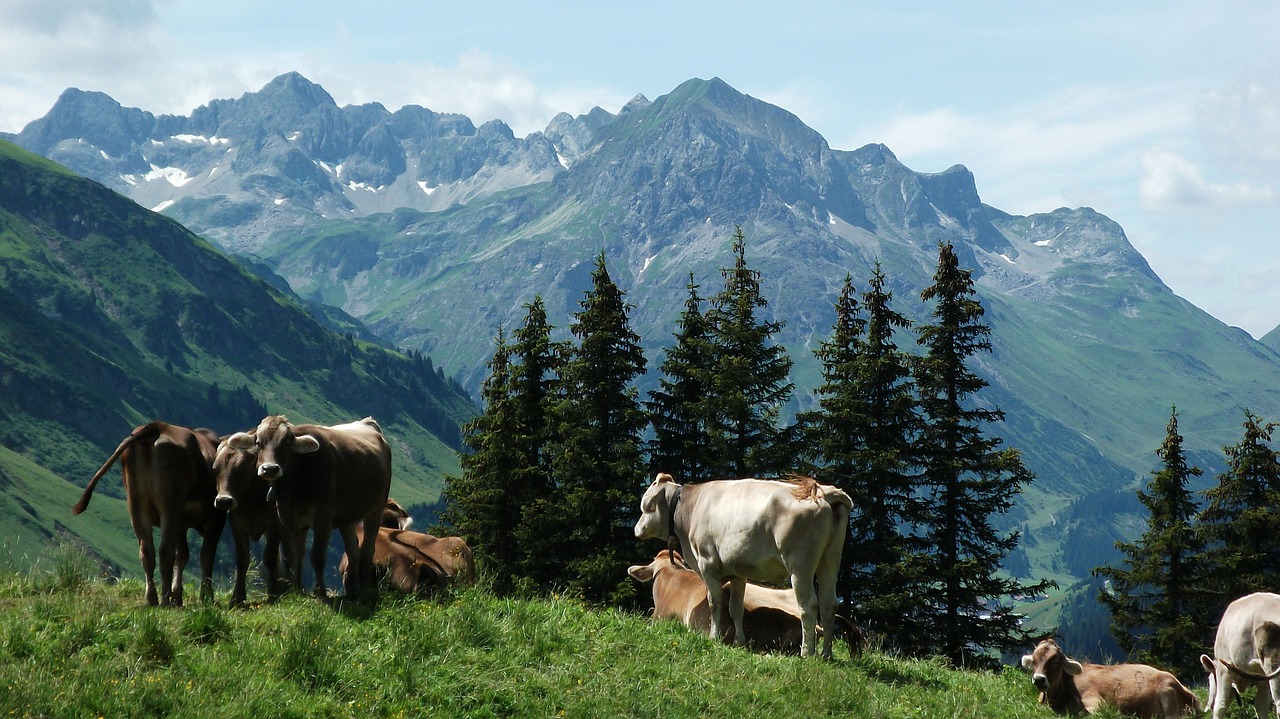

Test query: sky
[3,1,1279,336]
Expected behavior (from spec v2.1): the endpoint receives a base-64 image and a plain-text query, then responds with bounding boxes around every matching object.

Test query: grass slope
[0,552,1081,719]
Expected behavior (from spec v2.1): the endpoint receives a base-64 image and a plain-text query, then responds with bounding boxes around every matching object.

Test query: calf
[340,526,476,594]
[634,473,852,658]
[1021,638,1200,718]
[72,422,225,606]
[212,436,287,606]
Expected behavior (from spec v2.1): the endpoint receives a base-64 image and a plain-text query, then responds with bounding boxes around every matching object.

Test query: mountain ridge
[10,73,1280,600]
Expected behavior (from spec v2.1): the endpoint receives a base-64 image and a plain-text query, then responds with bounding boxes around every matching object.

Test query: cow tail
[71,423,158,515]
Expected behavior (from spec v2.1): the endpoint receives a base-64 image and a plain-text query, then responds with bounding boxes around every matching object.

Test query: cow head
[212,436,257,511]
[226,416,320,500]
[626,550,686,583]
[1021,639,1082,694]
[634,473,680,540]
[383,500,413,530]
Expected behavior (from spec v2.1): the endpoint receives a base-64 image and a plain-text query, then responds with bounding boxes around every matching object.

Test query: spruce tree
[647,274,715,483]
[805,265,924,647]
[913,241,1053,666]
[547,253,648,604]
[705,226,795,477]
[1095,406,1210,678]
[442,328,522,591]
[1199,410,1280,604]
[507,297,565,593]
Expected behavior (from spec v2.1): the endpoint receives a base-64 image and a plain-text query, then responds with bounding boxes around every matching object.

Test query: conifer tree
[1199,410,1280,604]
[1095,406,1210,678]
[647,274,715,483]
[913,241,1053,666]
[704,226,795,477]
[505,297,565,593]
[547,253,648,604]
[805,266,924,647]
[442,328,522,592]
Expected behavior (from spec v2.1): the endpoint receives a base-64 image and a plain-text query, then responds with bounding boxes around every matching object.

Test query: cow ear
[1201,654,1216,672]
[627,565,655,582]
[1065,659,1083,675]
[1020,654,1034,670]
[293,434,321,454]
[655,472,674,484]
[228,432,256,451]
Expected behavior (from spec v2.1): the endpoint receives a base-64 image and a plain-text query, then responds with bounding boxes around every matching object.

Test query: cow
[1021,638,1201,718]
[1202,592,1280,719]
[633,472,852,658]
[340,526,476,594]
[226,415,392,599]
[211,435,288,606]
[627,550,862,656]
[71,421,225,607]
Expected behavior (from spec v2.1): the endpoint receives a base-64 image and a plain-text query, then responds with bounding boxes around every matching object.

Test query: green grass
[0,543,1095,719]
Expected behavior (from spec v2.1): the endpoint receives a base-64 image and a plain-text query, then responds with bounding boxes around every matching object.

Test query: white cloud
[1196,65,1280,182]
[1139,147,1276,210]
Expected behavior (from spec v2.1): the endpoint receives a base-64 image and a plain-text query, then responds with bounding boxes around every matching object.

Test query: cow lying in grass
[1021,638,1200,718]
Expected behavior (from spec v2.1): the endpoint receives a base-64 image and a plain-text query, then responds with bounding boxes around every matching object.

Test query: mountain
[13,74,1280,594]
[0,138,475,572]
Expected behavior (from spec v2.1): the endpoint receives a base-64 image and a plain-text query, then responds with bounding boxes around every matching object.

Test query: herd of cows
[67,417,1280,718]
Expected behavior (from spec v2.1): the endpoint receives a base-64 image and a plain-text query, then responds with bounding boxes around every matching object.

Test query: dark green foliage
[646,274,715,482]
[1198,409,1280,605]
[704,226,795,477]
[547,253,648,604]
[1095,407,1211,678]
[912,242,1054,666]
[801,267,924,647]
[444,328,525,594]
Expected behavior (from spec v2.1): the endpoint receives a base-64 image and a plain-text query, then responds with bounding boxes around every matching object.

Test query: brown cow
[340,525,476,594]
[382,499,413,529]
[211,436,288,606]
[72,422,225,606]
[226,416,391,599]
[627,550,860,656]
[1021,638,1201,718]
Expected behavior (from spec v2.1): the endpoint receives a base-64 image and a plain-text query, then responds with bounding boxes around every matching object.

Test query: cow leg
[791,571,820,658]
[309,521,331,599]
[156,523,183,607]
[264,533,285,600]
[701,567,730,643]
[815,554,840,660]
[1267,676,1280,719]
[136,524,159,606]
[358,515,380,596]
[197,517,223,605]
[337,523,361,596]
[726,578,747,646]
[228,517,251,607]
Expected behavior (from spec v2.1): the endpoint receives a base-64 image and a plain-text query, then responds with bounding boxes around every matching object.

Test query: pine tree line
[444,227,1053,664]
[1096,407,1280,679]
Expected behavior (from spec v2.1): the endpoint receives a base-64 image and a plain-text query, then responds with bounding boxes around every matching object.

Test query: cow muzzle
[213,494,237,511]
[1031,673,1048,690]
[258,463,281,479]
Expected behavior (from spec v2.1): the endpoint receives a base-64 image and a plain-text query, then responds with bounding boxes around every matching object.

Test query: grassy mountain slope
[0,139,475,571]
[0,569,1065,719]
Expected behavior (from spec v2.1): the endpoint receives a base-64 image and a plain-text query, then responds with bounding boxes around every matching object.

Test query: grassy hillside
[0,548,1106,719]
[0,138,476,571]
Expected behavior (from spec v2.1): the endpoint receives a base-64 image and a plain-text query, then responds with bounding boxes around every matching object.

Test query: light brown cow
[227,416,391,599]
[72,422,225,606]
[634,473,852,658]
[627,550,861,656]
[1201,592,1280,719]
[1021,639,1201,718]
[211,436,287,606]
[340,525,476,594]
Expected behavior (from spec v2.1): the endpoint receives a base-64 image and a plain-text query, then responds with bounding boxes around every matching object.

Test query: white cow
[633,472,852,658]
[1202,592,1280,719]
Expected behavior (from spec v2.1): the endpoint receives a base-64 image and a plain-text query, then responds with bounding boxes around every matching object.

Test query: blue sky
[3,1,1279,336]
